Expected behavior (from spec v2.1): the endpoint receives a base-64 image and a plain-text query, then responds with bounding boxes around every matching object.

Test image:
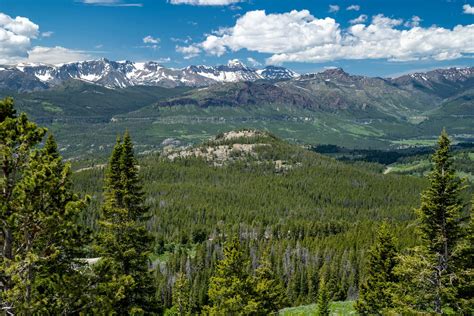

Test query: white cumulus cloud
[0,12,95,64]
[463,4,474,14]
[346,5,360,11]
[26,46,93,64]
[143,35,160,44]
[0,12,39,64]
[404,16,422,27]
[0,13,39,37]
[170,0,241,6]
[190,10,474,65]
[41,31,54,38]
[176,45,201,59]
[349,14,367,24]
[201,10,340,56]
[246,57,261,67]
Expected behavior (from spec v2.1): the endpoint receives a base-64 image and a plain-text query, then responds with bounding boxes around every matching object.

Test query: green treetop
[355,222,398,315]
[415,130,467,313]
[205,238,256,315]
[172,272,191,316]
[317,277,330,316]
[1,96,90,314]
[93,131,158,315]
[252,251,288,314]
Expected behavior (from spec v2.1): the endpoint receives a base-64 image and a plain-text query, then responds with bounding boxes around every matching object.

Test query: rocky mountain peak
[227,59,247,69]
[0,59,300,91]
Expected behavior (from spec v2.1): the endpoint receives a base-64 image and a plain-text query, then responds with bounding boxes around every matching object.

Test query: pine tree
[355,222,398,315]
[455,195,473,313]
[205,238,256,315]
[173,272,191,315]
[12,134,91,313]
[252,251,288,313]
[93,131,159,314]
[317,277,330,316]
[1,98,90,314]
[414,129,467,313]
[1,97,46,307]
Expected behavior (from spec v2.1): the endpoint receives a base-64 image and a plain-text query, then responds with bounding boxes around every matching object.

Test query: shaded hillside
[391,67,474,98]
[0,80,190,119]
[158,68,441,119]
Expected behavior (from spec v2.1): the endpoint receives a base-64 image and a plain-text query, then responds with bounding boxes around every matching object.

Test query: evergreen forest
[1,97,472,315]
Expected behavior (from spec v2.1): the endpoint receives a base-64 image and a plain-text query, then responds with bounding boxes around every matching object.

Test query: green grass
[41,102,63,114]
[391,138,438,147]
[386,161,431,174]
[384,149,474,181]
[279,301,356,316]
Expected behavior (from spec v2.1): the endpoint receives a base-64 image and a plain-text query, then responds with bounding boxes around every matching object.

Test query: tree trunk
[2,226,13,292]
[433,255,445,314]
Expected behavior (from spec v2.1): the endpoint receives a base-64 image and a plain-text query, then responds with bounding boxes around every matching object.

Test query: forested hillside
[72,130,429,311]
[1,98,472,314]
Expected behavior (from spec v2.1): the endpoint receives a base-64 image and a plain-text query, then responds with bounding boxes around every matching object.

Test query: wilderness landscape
[1,0,474,315]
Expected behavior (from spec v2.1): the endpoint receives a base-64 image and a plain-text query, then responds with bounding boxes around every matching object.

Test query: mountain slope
[390,67,474,98]
[158,68,442,119]
[2,80,190,119]
[72,130,427,307]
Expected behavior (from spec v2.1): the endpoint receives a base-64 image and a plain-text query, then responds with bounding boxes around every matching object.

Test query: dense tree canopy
[355,222,398,314]
[0,98,90,314]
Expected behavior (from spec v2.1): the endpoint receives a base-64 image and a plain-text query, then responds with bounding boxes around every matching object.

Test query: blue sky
[0,0,473,76]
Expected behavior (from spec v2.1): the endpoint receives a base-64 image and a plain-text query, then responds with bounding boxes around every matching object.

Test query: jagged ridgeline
[72,130,427,309]
[1,61,472,158]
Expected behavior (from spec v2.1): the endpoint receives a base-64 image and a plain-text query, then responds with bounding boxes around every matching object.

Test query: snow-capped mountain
[390,67,474,98]
[256,65,299,80]
[0,58,299,91]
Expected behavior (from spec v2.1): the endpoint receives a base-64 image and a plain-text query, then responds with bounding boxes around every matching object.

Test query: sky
[0,0,473,77]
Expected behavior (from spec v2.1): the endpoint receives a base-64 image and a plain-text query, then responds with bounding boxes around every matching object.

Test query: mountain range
[0,58,298,91]
[158,67,473,118]
[0,59,472,156]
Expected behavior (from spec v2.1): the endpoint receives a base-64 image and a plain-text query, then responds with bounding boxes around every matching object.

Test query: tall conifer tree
[415,130,466,313]
[172,272,191,315]
[317,277,330,316]
[205,238,256,315]
[393,130,469,314]
[1,97,90,314]
[93,131,158,314]
[252,251,288,313]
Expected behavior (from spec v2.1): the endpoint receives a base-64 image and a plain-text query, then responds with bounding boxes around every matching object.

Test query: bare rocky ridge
[164,130,301,171]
